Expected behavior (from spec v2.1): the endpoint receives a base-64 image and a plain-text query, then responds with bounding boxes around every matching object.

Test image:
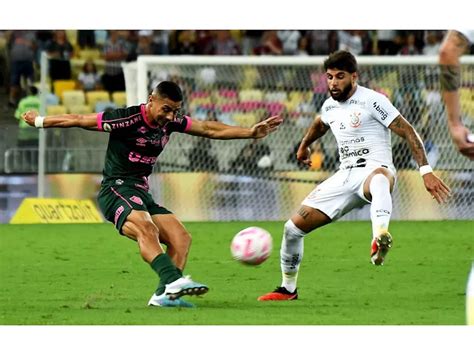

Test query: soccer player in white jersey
[258,50,451,301]
[439,30,474,159]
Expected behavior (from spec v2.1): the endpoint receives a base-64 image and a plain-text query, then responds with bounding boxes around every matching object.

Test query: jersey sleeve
[319,100,330,126]
[456,29,474,43]
[97,107,140,133]
[368,91,400,127]
[165,115,192,134]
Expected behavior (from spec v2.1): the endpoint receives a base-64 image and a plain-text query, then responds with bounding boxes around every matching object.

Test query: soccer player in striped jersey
[23,81,283,307]
[258,51,450,301]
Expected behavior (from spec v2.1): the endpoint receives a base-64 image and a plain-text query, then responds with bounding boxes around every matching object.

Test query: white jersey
[457,29,474,43]
[321,85,400,170]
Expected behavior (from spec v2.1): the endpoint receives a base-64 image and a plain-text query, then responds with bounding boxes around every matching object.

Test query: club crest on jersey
[130,196,143,205]
[350,112,361,128]
[136,137,147,147]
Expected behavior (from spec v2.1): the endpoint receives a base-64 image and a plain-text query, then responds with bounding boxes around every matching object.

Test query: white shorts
[302,163,396,220]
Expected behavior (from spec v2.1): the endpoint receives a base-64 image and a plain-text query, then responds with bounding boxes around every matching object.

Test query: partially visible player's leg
[150,213,192,298]
[362,167,395,265]
[122,210,207,305]
[122,210,166,261]
[122,210,184,289]
[151,213,192,271]
[259,171,356,301]
[98,185,206,306]
[258,206,332,301]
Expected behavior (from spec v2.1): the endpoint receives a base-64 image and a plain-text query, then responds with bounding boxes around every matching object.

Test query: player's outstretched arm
[389,115,451,204]
[439,30,474,159]
[296,115,329,167]
[186,115,283,139]
[22,110,99,130]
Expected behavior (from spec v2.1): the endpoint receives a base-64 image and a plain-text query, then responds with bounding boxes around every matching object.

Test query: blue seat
[45,93,60,106]
[95,101,117,112]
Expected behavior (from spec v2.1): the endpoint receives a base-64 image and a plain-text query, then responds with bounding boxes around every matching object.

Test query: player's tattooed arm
[300,115,329,149]
[389,115,429,167]
[296,116,329,166]
[439,30,469,91]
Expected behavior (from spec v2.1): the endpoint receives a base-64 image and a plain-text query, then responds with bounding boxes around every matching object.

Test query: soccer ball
[230,227,272,265]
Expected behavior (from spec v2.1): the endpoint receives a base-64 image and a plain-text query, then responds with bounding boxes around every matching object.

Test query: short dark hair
[324,50,358,73]
[153,81,183,102]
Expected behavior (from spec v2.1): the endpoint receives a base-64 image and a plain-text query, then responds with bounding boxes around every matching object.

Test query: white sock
[280,219,306,293]
[369,174,392,239]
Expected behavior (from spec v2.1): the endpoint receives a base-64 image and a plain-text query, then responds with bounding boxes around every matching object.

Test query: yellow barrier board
[10,198,103,224]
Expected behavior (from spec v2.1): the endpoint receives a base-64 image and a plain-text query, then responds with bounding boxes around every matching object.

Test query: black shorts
[10,60,34,86]
[97,184,172,235]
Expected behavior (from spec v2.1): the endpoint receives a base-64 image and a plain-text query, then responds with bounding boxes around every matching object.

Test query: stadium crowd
[0,30,450,106]
[1,29,471,175]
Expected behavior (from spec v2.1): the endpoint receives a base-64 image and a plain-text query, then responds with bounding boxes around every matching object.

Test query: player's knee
[284,220,306,242]
[371,173,390,186]
[177,231,192,251]
[370,172,390,190]
[372,167,391,178]
[185,232,192,247]
[136,220,159,242]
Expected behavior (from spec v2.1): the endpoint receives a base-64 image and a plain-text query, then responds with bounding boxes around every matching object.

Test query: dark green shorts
[97,183,172,234]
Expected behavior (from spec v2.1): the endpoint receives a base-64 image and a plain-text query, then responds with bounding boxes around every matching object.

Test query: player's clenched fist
[296,146,312,167]
[22,110,39,127]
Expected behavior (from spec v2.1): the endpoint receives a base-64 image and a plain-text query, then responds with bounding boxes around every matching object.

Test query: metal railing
[4,147,106,174]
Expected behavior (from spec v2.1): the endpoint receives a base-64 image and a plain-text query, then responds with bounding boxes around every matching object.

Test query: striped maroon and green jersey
[96,104,192,188]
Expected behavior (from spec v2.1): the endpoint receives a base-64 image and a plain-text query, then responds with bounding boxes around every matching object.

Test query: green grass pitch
[0,221,472,325]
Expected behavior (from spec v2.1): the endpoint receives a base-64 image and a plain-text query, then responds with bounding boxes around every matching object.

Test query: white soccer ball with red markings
[230,227,272,265]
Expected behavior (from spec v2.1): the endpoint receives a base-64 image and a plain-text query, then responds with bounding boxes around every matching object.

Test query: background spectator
[0,31,8,92]
[46,30,74,81]
[306,30,338,55]
[128,30,154,61]
[297,36,310,56]
[77,60,102,92]
[204,30,241,55]
[172,30,197,55]
[14,86,40,168]
[422,31,443,55]
[35,30,53,64]
[337,30,363,55]
[398,33,421,55]
[375,30,399,55]
[151,30,170,55]
[8,30,36,107]
[277,30,301,55]
[102,30,129,93]
[241,30,264,55]
[78,30,96,49]
[254,30,282,55]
